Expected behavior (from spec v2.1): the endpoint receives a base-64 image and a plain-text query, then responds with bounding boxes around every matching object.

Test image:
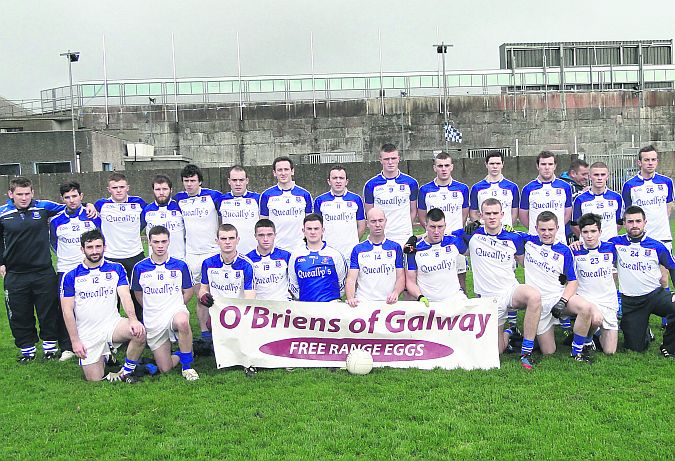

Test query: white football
[345,349,374,375]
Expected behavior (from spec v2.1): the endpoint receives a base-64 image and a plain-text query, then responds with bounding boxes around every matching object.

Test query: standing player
[622,145,674,328]
[571,162,623,241]
[466,198,542,369]
[220,165,260,256]
[199,224,256,310]
[246,219,291,301]
[345,207,404,306]
[406,208,467,303]
[60,229,146,383]
[131,226,198,381]
[174,164,222,342]
[142,175,185,260]
[469,150,519,227]
[522,211,603,362]
[572,213,620,354]
[363,143,419,249]
[95,172,147,320]
[314,165,366,262]
[50,181,102,361]
[519,151,573,244]
[259,156,312,252]
[288,214,348,302]
[417,152,469,291]
[609,206,675,357]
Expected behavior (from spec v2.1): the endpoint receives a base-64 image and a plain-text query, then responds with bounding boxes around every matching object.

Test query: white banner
[210,297,499,370]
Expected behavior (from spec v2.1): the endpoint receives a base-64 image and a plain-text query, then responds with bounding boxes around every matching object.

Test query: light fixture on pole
[60,50,80,172]
[433,42,453,122]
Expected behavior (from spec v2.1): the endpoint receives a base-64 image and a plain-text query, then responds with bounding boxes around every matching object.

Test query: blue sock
[201,331,212,341]
[662,317,668,327]
[122,358,138,375]
[521,339,534,355]
[617,291,622,318]
[176,351,194,370]
[42,341,57,354]
[504,327,513,337]
[584,335,594,346]
[571,334,586,356]
[508,310,518,327]
[593,328,602,338]
[20,345,36,357]
[560,317,572,330]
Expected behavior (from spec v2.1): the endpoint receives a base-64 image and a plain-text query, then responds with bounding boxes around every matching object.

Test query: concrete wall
[4,153,675,204]
[80,90,675,168]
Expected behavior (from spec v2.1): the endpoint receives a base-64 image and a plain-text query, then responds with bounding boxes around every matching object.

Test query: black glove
[464,220,481,235]
[199,292,215,307]
[558,274,567,285]
[550,297,568,319]
[403,235,418,254]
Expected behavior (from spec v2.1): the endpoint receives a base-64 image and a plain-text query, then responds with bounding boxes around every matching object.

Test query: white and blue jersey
[609,234,675,297]
[246,247,291,301]
[131,257,192,330]
[220,191,260,256]
[201,253,255,302]
[572,242,618,309]
[407,235,467,301]
[468,228,525,297]
[469,178,520,227]
[50,207,101,274]
[60,261,128,339]
[288,242,348,302]
[522,234,576,302]
[520,178,572,243]
[259,185,312,252]
[94,196,147,259]
[141,200,186,260]
[363,172,419,248]
[349,239,403,301]
[621,173,674,242]
[572,189,623,241]
[314,190,365,260]
[418,179,469,233]
[174,188,222,255]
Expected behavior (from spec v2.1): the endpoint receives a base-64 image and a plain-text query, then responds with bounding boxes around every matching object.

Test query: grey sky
[2,0,674,100]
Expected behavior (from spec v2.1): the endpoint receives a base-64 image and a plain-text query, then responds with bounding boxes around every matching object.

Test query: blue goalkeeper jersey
[288,242,347,302]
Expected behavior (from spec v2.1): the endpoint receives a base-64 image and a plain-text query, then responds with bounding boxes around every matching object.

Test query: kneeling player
[406,208,466,304]
[131,226,198,381]
[60,229,146,383]
[467,198,542,369]
[523,212,603,362]
[571,213,619,354]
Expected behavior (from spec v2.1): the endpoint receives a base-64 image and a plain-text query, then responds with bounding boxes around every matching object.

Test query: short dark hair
[589,161,608,170]
[327,164,347,180]
[181,164,203,182]
[9,177,32,192]
[148,225,170,240]
[536,211,558,226]
[578,213,602,231]
[303,213,323,226]
[272,156,294,171]
[624,205,646,219]
[536,150,556,165]
[152,174,172,189]
[81,229,105,247]
[254,218,276,233]
[434,152,452,163]
[568,159,589,174]
[426,208,446,223]
[229,165,247,178]
[485,150,504,163]
[59,181,81,196]
[380,143,398,154]
[481,197,502,211]
[218,223,238,237]
[638,144,657,160]
[108,172,127,183]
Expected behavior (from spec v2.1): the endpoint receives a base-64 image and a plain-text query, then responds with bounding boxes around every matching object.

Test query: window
[0,127,23,132]
[102,162,113,172]
[34,162,72,174]
[0,163,21,175]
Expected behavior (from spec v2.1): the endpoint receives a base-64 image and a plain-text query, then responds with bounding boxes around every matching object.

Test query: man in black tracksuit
[0,177,66,361]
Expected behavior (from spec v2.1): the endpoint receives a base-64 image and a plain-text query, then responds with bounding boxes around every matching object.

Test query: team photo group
[1,143,674,383]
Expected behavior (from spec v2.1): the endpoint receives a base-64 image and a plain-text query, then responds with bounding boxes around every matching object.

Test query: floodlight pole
[60,50,80,172]
[433,42,453,123]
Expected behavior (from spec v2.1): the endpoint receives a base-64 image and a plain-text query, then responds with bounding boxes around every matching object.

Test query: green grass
[0,225,673,460]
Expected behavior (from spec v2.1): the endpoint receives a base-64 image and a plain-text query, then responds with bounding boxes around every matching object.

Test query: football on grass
[346,349,374,375]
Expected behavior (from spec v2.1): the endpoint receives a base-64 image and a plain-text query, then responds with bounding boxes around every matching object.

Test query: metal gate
[585,148,638,193]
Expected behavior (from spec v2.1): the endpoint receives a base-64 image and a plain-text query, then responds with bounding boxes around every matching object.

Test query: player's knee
[175,315,190,333]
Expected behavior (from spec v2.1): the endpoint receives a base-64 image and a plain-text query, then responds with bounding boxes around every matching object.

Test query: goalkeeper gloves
[550,297,568,319]
[464,220,481,235]
[403,235,418,254]
[417,295,430,308]
[199,292,215,308]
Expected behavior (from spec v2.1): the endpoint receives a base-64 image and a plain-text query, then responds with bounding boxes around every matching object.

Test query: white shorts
[185,252,212,285]
[597,303,619,331]
[538,297,561,336]
[79,316,124,366]
[488,283,520,326]
[456,254,467,274]
[146,306,190,351]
